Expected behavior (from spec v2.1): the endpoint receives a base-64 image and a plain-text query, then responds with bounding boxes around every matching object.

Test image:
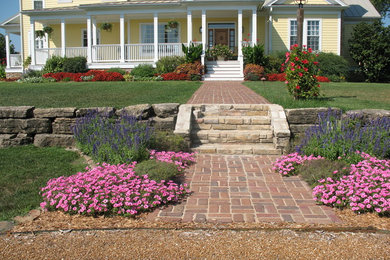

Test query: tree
[370,0,390,17]
[349,21,390,82]
[0,33,15,60]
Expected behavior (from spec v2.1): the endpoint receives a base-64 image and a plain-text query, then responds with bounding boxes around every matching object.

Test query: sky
[0,0,389,52]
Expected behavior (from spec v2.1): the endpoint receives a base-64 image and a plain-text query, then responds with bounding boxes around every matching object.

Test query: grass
[245,81,390,111]
[0,146,86,221]
[0,81,201,108]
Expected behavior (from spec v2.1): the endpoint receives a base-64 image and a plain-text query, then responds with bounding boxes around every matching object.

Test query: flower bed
[43,70,124,82]
[161,72,188,81]
[267,73,286,81]
[150,150,196,171]
[40,162,190,217]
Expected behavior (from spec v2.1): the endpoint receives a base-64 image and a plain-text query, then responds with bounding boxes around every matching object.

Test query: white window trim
[32,0,45,9]
[82,28,100,47]
[288,18,322,51]
[139,22,181,44]
[58,0,72,3]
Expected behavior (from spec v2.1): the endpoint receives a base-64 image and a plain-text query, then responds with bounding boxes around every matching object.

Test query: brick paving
[146,155,341,224]
[187,81,270,104]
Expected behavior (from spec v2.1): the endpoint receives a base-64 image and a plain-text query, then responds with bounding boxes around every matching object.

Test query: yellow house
[0,0,381,78]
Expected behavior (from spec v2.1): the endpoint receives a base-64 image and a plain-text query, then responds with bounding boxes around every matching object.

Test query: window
[82,29,100,47]
[289,19,320,51]
[140,24,179,44]
[33,0,43,9]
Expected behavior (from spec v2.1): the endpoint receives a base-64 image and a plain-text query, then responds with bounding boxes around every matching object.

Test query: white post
[120,14,125,63]
[30,19,36,66]
[5,32,10,68]
[201,9,206,65]
[61,19,66,57]
[238,9,243,77]
[87,16,92,63]
[252,9,257,46]
[127,20,131,44]
[153,12,158,62]
[92,19,97,46]
[187,10,192,44]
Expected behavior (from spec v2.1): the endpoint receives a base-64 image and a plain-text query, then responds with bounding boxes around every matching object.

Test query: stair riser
[195,118,271,125]
[192,124,271,131]
[193,147,281,155]
[201,111,268,117]
[191,134,273,144]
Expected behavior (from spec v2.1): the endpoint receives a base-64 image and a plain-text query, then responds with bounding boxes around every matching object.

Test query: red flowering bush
[267,73,286,81]
[244,64,264,81]
[316,76,330,82]
[161,72,188,81]
[43,70,124,82]
[174,61,203,80]
[284,45,320,99]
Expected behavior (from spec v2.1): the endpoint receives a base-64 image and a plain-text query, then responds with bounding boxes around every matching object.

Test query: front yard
[0,81,201,108]
[245,81,390,111]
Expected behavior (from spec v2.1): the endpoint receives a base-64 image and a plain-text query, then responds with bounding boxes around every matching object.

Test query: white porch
[0,14,23,73]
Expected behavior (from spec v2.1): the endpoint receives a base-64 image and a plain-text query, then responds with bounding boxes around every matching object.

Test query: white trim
[272,10,340,15]
[337,11,341,55]
[138,22,181,44]
[288,18,322,51]
[120,14,125,63]
[30,21,36,65]
[92,19,97,46]
[201,9,206,65]
[153,13,158,63]
[127,20,131,44]
[58,0,72,3]
[87,16,92,63]
[187,10,192,44]
[268,9,273,53]
[206,21,237,48]
[252,9,257,45]
[61,19,66,57]
[87,8,186,16]
[188,6,257,11]
[32,0,45,9]
[5,33,10,68]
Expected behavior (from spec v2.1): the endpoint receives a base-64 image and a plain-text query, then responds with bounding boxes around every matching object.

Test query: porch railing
[35,48,61,65]
[65,47,88,58]
[125,44,154,62]
[9,54,22,67]
[158,43,184,58]
[92,44,121,62]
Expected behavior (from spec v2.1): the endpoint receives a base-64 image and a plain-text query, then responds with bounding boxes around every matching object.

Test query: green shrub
[21,69,43,79]
[130,64,155,77]
[298,159,350,187]
[134,159,181,182]
[346,68,365,82]
[42,56,65,74]
[19,76,56,83]
[316,52,349,79]
[0,66,5,79]
[190,74,202,81]
[266,51,286,73]
[62,57,87,73]
[23,56,31,69]
[107,67,126,75]
[182,43,203,63]
[156,56,186,74]
[149,131,189,152]
[242,43,268,66]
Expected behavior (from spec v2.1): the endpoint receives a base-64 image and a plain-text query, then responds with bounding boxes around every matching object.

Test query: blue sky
[0,0,389,52]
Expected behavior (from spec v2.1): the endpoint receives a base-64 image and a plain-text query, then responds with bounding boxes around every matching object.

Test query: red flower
[302,59,309,64]
[308,48,312,53]
[296,86,300,90]
[295,56,299,61]
[298,72,303,77]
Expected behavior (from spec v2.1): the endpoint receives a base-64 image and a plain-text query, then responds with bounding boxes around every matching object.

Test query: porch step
[191,130,273,144]
[204,60,242,81]
[192,143,281,155]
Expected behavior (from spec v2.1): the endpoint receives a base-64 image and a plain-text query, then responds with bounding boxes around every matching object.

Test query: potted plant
[100,23,113,32]
[35,30,45,38]
[207,44,233,61]
[167,20,178,29]
[43,26,53,36]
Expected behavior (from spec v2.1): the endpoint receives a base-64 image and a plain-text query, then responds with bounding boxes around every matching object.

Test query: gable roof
[342,0,381,18]
[263,0,347,7]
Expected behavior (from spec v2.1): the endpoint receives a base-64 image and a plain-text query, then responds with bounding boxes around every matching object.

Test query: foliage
[0,65,5,79]
[149,131,189,152]
[123,74,134,81]
[149,150,196,172]
[0,33,15,60]
[43,26,54,36]
[296,109,390,163]
[155,56,186,74]
[100,23,113,32]
[242,43,268,66]
[316,52,349,79]
[23,56,31,69]
[130,64,156,77]
[174,61,204,80]
[0,146,86,221]
[244,64,265,81]
[207,44,233,60]
[62,56,87,73]
[43,70,124,82]
[190,74,202,81]
[21,69,43,79]
[284,45,320,99]
[370,0,390,17]
[313,153,390,215]
[42,56,66,74]
[40,162,190,217]
[316,76,330,82]
[161,72,187,81]
[182,43,203,63]
[72,111,153,164]
[272,153,324,176]
[167,20,179,28]
[18,76,56,83]
[133,76,163,81]
[349,21,390,82]
[265,51,286,73]
[134,160,180,182]
[267,73,286,81]
[107,68,126,75]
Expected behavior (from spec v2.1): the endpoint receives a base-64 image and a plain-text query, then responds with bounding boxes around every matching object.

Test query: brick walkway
[146,155,341,224]
[187,81,270,104]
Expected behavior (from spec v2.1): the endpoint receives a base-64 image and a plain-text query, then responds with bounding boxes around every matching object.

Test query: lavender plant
[297,109,390,163]
[72,110,153,164]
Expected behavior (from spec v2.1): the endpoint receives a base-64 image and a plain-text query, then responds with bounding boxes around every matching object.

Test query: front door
[214,29,229,46]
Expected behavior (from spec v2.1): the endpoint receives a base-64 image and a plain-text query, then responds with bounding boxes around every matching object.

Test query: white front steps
[204,61,243,81]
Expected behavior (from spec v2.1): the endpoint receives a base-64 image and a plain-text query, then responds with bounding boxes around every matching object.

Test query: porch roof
[342,0,381,18]
[0,13,21,34]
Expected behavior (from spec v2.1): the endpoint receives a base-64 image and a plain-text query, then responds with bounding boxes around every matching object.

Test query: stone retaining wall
[0,104,179,148]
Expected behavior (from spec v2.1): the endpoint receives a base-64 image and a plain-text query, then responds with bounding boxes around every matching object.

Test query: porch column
[92,19,97,45]
[153,12,158,63]
[5,32,10,69]
[30,19,36,66]
[87,16,92,63]
[187,10,192,44]
[127,20,131,44]
[201,9,206,65]
[120,14,125,63]
[252,9,257,46]
[238,9,243,77]
[61,19,66,57]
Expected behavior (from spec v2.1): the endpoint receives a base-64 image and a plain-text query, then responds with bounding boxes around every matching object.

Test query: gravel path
[1,229,389,259]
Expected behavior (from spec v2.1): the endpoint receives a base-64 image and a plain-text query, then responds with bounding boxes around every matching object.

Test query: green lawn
[245,81,390,111]
[0,146,86,221]
[0,81,201,108]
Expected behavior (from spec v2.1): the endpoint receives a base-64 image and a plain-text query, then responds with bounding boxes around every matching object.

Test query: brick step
[201,110,269,117]
[191,130,273,144]
[192,143,281,155]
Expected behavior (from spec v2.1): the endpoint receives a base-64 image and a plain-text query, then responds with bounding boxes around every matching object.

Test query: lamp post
[294,0,307,49]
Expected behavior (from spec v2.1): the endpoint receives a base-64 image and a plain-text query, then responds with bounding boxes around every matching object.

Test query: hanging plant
[167,20,178,29]
[35,30,45,38]
[100,23,113,32]
[43,26,53,36]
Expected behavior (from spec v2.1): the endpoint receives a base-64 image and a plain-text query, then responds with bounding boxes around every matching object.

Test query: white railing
[9,54,22,67]
[158,43,184,58]
[92,44,121,62]
[35,48,61,65]
[125,44,154,61]
[65,47,87,58]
